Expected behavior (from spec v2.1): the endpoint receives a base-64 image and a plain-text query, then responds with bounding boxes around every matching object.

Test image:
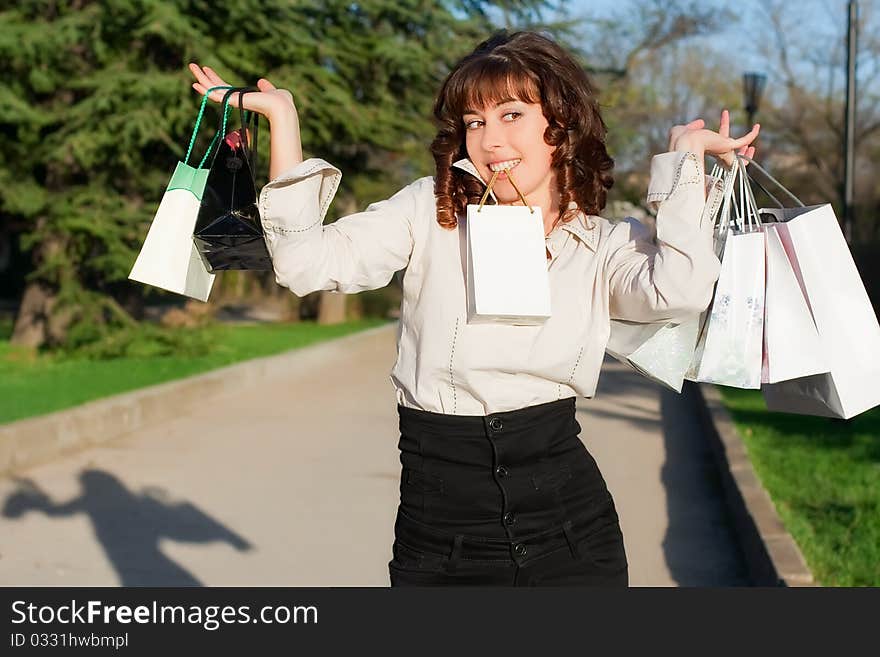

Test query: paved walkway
[0,323,747,586]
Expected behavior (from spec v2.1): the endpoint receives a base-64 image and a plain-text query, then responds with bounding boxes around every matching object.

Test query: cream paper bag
[129,88,233,302]
[465,167,550,325]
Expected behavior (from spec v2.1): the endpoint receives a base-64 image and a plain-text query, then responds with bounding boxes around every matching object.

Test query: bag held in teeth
[464,164,551,325]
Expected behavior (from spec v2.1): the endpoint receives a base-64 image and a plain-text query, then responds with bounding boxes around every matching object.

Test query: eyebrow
[462,98,520,116]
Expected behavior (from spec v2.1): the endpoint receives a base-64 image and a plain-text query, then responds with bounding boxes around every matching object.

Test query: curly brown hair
[431,29,614,231]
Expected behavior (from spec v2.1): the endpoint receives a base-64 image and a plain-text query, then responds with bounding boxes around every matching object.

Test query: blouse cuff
[645,151,705,208]
[258,157,342,234]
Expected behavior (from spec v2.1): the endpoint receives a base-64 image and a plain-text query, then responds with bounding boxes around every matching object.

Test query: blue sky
[561,0,867,74]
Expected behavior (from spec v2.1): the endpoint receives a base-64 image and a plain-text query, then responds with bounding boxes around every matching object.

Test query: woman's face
[462,98,556,206]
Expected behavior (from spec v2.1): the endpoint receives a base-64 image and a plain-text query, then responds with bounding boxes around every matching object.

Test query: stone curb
[0,322,398,478]
[692,382,816,587]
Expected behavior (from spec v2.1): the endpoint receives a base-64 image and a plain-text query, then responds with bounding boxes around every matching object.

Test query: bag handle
[736,156,762,232]
[736,153,805,208]
[210,87,260,178]
[477,167,533,213]
[716,156,742,234]
[184,85,235,168]
[236,89,260,183]
[715,156,760,234]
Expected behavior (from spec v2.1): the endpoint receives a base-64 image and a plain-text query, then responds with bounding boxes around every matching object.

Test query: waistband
[398,397,576,437]
[394,493,614,569]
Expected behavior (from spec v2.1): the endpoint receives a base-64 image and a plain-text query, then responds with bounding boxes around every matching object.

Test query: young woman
[189,30,758,587]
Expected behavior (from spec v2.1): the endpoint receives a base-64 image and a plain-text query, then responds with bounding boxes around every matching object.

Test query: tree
[554,0,739,211]
[1,0,563,349]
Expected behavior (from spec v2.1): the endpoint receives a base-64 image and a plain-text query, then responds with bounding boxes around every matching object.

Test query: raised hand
[188,63,297,122]
[668,109,759,167]
[715,109,756,168]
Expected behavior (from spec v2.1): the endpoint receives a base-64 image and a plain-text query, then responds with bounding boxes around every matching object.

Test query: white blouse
[258,150,722,415]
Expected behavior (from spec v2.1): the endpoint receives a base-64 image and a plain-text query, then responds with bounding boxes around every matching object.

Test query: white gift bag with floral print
[686,158,765,388]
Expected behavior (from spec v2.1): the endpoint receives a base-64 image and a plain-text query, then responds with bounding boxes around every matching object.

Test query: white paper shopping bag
[465,168,550,325]
[761,223,828,383]
[129,87,234,302]
[686,158,765,388]
[129,162,215,301]
[605,316,700,392]
[759,204,880,418]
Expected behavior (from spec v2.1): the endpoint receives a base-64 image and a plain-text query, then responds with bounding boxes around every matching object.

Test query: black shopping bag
[193,87,271,271]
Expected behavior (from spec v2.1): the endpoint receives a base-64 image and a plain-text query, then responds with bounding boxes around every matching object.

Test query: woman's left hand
[668,109,758,167]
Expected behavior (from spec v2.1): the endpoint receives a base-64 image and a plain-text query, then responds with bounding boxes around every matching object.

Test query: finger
[192,82,229,104]
[257,78,277,91]
[687,118,705,128]
[189,65,230,102]
[189,63,214,90]
[719,109,730,138]
[730,123,760,147]
[202,66,228,88]
[202,67,238,103]
[737,145,755,157]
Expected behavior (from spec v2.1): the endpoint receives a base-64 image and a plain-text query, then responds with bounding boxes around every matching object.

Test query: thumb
[257,78,277,91]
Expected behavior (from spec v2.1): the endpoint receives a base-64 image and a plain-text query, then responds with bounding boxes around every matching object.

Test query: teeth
[489,159,521,172]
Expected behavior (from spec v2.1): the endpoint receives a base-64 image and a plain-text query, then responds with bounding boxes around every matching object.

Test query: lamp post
[742,71,767,136]
[843,0,858,245]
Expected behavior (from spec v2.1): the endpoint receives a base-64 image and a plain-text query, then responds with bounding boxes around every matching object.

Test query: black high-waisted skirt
[389,397,628,586]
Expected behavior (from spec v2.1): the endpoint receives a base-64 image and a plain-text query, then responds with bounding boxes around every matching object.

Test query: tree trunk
[317,291,347,324]
[10,282,53,348]
[10,218,69,348]
[316,193,359,325]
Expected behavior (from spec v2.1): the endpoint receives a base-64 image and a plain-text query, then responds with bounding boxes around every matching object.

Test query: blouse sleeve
[257,157,422,296]
[605,150,722,322]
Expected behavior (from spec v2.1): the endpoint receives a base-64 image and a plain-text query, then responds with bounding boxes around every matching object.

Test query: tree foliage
[0,0,561,348]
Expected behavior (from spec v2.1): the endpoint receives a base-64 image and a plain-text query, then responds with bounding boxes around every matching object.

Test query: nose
[479,118,506,155]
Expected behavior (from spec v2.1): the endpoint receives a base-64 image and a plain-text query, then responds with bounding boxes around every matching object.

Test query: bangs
[445,56,542,119]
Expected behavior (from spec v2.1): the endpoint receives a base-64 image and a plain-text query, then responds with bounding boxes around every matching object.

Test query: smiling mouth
[488,158,522,174]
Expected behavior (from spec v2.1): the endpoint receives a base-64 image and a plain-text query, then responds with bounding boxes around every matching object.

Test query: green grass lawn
[716,387,880,586]
[0,318,391,425]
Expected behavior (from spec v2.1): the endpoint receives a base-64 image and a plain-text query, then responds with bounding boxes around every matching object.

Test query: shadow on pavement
[2,469,252,586]
[659,382,750,586]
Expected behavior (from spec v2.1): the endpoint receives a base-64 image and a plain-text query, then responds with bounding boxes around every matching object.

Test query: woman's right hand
[189,63,298,122]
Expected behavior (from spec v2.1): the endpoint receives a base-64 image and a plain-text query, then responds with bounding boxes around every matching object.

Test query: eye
[463,111,522,130]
